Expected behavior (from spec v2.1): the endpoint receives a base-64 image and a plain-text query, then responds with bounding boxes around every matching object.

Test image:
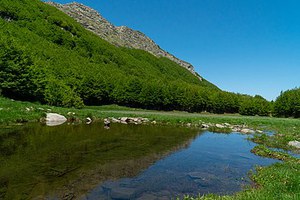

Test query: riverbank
[0,97,299,199]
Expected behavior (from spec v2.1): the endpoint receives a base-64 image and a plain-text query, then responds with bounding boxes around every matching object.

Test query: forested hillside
[0,0,288,117]
[47,1,201,79]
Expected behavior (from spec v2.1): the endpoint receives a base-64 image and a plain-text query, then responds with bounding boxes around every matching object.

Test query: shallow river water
[0,123,277,199]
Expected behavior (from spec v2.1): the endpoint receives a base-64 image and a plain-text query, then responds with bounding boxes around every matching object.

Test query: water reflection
[0,123,198,199]
[85,132,278,200]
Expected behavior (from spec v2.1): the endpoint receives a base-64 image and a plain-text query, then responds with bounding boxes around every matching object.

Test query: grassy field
[0,96,299,199]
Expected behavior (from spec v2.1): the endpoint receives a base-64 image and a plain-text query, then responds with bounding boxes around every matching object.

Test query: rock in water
[46,113,67,126]
[110,187,136,200]
[86,117,92,124]
[104,118,111,125]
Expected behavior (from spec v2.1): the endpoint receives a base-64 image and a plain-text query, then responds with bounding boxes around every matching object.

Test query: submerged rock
[45,113,67,126]
[288,141,300,149]
[110,187,137,199]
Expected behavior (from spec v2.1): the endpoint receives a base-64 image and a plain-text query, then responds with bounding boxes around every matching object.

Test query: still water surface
[86,131,277,200]
[0,123,277,199]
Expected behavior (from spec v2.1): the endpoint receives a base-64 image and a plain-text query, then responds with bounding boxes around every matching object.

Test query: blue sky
[53,0,300,100]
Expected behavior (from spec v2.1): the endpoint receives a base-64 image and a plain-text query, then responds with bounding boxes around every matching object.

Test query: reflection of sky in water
[84,132,278,200]
[269,148,300,159]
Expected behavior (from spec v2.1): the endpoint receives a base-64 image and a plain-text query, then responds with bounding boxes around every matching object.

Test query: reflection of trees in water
[0,126,28,157]
[0,123,199,199]
[55,130,200,199]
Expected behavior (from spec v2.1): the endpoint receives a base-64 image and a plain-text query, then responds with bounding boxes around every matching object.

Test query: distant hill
[1,0,271,116]
[47,1,202,80]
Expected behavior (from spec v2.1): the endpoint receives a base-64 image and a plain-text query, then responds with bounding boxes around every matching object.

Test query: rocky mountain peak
[46,1,202,80]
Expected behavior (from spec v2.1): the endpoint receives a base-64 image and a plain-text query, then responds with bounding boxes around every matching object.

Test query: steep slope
[46,2,202,80]
[0,0,229,113]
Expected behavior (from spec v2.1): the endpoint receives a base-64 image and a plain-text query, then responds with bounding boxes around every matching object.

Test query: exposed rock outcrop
[46,1,202,80]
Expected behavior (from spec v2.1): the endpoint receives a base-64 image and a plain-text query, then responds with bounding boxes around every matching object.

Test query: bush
[44,79,84,108]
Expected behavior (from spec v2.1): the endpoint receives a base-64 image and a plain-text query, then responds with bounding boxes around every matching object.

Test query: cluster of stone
[108,117,150,125]
[200,122,261,134]
[46,1,202,80]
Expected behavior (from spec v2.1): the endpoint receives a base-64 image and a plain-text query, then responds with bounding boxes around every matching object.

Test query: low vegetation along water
[0,123,278,199]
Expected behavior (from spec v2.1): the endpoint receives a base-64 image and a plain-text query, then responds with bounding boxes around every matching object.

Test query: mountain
[2,0,273,117]
[46,2,202,80]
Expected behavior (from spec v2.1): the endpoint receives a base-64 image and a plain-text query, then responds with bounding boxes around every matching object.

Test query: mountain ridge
[0,0,275,116]
[46,1,202,80]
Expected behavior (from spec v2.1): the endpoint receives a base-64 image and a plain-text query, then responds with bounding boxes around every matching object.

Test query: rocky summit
[46,1,202,80]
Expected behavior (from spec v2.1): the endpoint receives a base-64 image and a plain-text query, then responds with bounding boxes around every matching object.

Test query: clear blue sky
[53,0,300,100]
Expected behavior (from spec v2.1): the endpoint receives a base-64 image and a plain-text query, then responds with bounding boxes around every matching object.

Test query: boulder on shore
[46,113,67,126]
[240,128,255,134]
[288,141,300,149]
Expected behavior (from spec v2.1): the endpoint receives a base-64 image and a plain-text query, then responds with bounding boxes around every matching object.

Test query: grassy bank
[0,97,299,199]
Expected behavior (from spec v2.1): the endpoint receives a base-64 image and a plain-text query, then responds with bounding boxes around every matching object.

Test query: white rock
[111,117,120,123]
[216,124,225,128]
[202,124,209,129]
[240,129,255,134]
[120,117,128,122]
[86,117,92,124]
[46,113,67,126]
[104,118,111,125]
[288,141,300,149]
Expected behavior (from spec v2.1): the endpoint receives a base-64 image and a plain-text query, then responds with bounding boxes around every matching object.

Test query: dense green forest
[0,0,298,117]
[274,88,300,118]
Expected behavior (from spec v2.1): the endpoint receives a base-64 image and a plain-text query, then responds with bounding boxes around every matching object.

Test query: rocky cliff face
[46,2,202,80]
